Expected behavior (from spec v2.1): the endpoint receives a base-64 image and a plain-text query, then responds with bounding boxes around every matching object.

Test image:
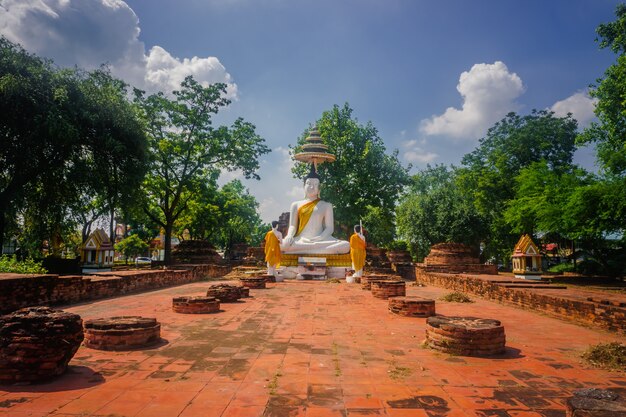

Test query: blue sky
[0,0,621,222]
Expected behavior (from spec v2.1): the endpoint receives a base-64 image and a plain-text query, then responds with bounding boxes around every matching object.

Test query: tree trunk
[164,223,173,265]
[572,240,577,270]
[109,207,115,244]
[0,207,5,255]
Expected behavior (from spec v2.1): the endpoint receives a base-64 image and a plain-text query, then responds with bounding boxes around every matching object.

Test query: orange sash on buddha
[296,199,320,236]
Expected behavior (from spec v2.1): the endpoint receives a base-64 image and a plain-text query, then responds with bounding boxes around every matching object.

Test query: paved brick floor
[1,280,624,417]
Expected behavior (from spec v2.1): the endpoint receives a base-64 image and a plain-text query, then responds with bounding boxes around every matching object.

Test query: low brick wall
[0,264,231,314]
[415,269,626,334]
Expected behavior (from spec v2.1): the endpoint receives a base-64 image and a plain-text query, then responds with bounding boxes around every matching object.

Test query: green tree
[114,234,149,264]
[216,180,264,254]
[396,165,486,261]
[0,38,84,250]
[458,110,578,262]
[361,205,395,248]
[136,77,269,264]
[504,161,594,238]
[292,103,410,239]
[577,4,626,241]
[0,38,147,255]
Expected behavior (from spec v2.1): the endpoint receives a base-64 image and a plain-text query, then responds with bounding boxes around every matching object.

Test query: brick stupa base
[361,274,399,290]
[0,307,84,384]
[207,284,243,302]
[389,296,436,317]
[83,316,161,351]
[172,296,220,314]
[239,277,267,289]
[425,316,506,356]
[371,280,406,299]
[260,274,276,283]
[566,388,626,416]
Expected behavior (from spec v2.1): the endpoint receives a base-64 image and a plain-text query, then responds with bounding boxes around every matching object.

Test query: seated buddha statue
[281,171,350,255]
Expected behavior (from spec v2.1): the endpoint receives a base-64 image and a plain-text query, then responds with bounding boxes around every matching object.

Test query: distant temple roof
[83,228,114,251]
[512,234,541,258]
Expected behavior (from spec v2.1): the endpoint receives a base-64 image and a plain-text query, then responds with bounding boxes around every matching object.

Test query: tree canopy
[292,103,410,241]
[396,165,486,261]
[0,37,147,255]
[136,76,269,264]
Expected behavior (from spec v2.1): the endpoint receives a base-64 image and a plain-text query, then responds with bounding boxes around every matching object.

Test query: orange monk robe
[296,198,321,236]
[350,233,366,271]
[264,230,281,267]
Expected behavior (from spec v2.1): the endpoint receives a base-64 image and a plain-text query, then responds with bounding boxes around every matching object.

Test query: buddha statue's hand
[284,235,295,246]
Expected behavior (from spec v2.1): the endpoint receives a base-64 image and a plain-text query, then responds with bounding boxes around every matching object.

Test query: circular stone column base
[566,388,626,417]
[361,275,393,290]
[0,307,84,384]
[172,296,220,314]
[240,277,267,289]
[207,284,243,302]
[84,316,161,351]
[371,280,406,299]
[259,274,276,283]
[389,296,436,317]
[425,316,506,356]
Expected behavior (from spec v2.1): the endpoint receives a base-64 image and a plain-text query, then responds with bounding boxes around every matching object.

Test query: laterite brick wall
[415,269,625,334]
[0,264,231,314]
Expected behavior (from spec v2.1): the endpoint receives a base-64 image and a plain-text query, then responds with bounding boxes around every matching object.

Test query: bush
[547,263,575,274]
[439,291,473,303]
[0,255,47,274]
[582,342,626,371]
[386,240,409,252]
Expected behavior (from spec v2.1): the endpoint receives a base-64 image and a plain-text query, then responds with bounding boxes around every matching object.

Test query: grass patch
[387,357,412,381]
[582,342,626,372]
[332,342,342,377]
[439,291,473,303]
[268,370,283,395]
[326,278,342,284]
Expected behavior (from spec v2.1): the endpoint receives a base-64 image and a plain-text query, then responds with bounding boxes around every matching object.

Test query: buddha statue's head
[303,166,320,199]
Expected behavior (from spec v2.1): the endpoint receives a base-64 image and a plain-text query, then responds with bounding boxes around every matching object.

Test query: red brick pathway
[0,280,624,417]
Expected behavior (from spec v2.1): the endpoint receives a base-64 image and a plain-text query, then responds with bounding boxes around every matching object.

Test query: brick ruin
[371,280,406,299]
[0,264,231,315]
[0,307,84,384]
[172,240,223,264]
[417,243,497,275]
[239,277,267,289]
[172,296,220,314]
[388,296,436,317]
[207,284,244,302]
[566,388,626,417]
[260,273,276,283]
[415,270,626,334]
[425,316,506,356]
[83,316,161,351]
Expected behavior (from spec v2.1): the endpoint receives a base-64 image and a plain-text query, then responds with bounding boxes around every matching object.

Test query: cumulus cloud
[551,91,597,128]
[401,139,438,164]
[0,0,237,97]
[420,61,524,140]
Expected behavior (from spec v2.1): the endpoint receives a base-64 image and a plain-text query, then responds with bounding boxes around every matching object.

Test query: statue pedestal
[280,253,352,280]
[297,257,326,280]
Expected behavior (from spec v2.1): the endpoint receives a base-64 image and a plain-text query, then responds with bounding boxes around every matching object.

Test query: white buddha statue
[281,172,350,255]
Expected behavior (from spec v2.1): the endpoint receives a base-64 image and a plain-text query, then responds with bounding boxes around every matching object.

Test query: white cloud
[274,146,295,174]
[0,0,237,97]
[420,61,524,140]
[551,91,597,128]
[287,185,303,199]
[401,139,438,164]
